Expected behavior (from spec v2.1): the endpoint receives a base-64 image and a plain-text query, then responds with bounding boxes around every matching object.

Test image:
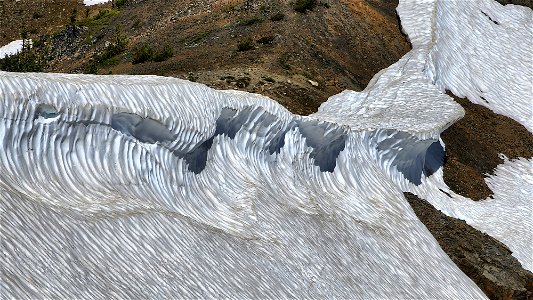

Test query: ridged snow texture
[406,156,533,272]
[0,71,486,299]
[2,0,531,297]
[428,0,533,132]
[394,0,533,272]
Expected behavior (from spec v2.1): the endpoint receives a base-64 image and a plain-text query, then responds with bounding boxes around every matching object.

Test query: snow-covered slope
[321,0,532,273]
[427,0,533,132]
[1,0,531,298]
[407,158,533,272]
[394,0,533,272]
[0,71,485,298]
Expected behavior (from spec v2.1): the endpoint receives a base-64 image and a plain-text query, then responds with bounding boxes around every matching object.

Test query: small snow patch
[83,0,111,6]
[0,40,32,59]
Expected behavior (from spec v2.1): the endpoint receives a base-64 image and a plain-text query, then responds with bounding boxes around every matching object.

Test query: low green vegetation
[32,11,43,19]
[132,44,153,64]
[257,36,275,45]
[100,36,128,65]
[187,72,198,82]
[186,31,210,46]
[131,18,142,30]
[83,59,99,74]
[84,35,128,73]
[0,46,47,72]
[279,53,291,70]
[263,76,275,83]
[112,0,128,8]
[237,17,263,26]
[0,37,48,72]
[78,8,120,29]
[237,39,254,52]
[95,9,120,21]
[294,0,317,13]
[152,46,173,62]
[132,44,173,64]
[70,8,78,24]
[223,3,244,13]
[270,12,285,21]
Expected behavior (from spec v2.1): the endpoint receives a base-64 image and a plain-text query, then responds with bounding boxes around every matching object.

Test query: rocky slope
[2,0,411,114]
[442,93,533,200]
[405,192,533,299]
[0,0,83,44]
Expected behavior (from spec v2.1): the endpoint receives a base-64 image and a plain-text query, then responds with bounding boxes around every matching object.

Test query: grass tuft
[237,39,254,52]
[294,0,317,13]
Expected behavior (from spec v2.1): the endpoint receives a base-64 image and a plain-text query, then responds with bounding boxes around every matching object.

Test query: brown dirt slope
[441,93,533,200]
[0,0,84,44]
[1,0,411,115]
[405,192,533,300]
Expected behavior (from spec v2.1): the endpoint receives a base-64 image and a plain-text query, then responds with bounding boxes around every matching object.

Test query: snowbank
[1,0,531,298]
[392,0,533,272]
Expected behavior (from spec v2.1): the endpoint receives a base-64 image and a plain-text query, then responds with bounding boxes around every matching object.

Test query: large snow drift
[320,0,533,272]
[0,71,482,299]
[1,0,531,298]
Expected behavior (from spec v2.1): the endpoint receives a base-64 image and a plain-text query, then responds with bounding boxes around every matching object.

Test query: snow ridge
[0,71,484,298]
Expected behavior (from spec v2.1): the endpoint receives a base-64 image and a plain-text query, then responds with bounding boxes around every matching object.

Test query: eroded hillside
[1,0,411,114]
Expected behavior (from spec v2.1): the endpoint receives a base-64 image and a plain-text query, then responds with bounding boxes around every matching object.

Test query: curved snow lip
[374,130,444,185]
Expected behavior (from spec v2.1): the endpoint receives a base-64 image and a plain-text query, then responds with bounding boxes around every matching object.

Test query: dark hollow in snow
[176,136,215,174]
[35,104,59,119]
[174,106,285,174]
[296,120,347,172]
[111,113,174,144]
[405,192,533,300]
[376,131,445,185]
[173,107,348,174]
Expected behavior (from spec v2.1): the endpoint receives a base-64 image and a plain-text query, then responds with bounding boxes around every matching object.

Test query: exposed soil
[495,0,533,9]
[0,0,85,44]
[441,92,533,200]
[405,192,533,300]
[1,0,411,115]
